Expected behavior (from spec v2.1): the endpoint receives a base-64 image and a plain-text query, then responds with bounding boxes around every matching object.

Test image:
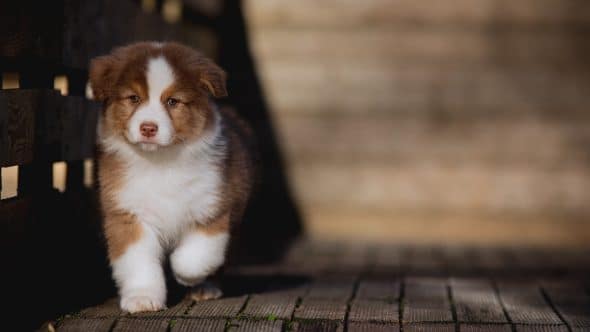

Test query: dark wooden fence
[0,0,301,329]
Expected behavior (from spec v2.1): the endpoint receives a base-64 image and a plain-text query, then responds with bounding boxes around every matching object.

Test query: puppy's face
[89,42,227,152]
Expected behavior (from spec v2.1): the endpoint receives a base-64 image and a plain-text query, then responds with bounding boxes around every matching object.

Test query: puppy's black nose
[140,122,158,138]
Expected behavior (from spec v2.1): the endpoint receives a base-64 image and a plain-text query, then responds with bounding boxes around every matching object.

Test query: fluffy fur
[89,42,254,313]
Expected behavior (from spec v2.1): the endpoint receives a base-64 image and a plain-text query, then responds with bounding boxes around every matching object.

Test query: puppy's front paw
[121,294,166,313]
[174,273,206,287]
[188,282,222,301]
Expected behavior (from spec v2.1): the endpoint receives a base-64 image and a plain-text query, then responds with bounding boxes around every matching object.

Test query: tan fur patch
[195,213,230,235]
[104,212,143,260]
[99,152,143,260]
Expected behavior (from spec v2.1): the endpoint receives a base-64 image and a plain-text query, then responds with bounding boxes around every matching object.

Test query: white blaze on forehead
[127,56,176,148]
[146,56,175,97]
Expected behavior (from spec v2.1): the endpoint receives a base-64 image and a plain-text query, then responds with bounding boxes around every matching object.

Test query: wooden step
[288,161,590,215]
[304,207,590,247]
[259,62,590,114]
[250,28,589,67]
[246,0,590,28]
[274,114,590,167]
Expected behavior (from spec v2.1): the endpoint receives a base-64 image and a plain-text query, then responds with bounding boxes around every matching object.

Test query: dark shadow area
[214,0,303,264]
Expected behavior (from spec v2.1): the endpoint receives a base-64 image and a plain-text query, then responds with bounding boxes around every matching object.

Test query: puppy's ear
[89,55,117,102]
[199,60,227,98]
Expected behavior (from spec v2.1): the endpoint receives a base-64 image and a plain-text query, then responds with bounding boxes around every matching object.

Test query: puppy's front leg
[170,214,230,299]
[105,212,166,313]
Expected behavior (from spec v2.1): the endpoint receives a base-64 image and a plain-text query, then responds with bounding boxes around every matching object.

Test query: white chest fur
[117,152,222,243]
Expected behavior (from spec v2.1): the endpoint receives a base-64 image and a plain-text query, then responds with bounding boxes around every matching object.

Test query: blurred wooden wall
[244,0,590,247]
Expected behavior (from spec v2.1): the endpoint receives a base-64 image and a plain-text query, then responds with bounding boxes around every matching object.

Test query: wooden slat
[293,321,343,332]
[514,326,568,332]
[186,296,247,318]
[78,298,123,318]
[544,285,590,328]
[241,292,299,319]
[349,300,398,323]
[0,90,36,167]
[451,279,507,323]
[0,197,29,247]
[60,97,99,161]
[294,299,348,320]
[112,318,169,332]
[403,278,453,323]
[228,319,283,332]
[57,317,116,332]
[498,283,563,325]
[170,318,225,332]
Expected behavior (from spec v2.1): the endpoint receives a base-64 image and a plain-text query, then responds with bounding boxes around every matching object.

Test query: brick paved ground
[48,241,590,331]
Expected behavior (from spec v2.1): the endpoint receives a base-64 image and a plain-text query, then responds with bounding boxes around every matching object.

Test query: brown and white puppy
[89,42,254,313]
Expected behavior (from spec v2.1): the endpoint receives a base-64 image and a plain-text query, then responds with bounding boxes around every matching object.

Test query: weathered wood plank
[170,318,225,332]
[60,97,99,161]
[451,279,507,323]
[544,285,590,328]
[0,90,36,167]
[403,278,453,323]
[349,299,398,323]
[228,319,283,332]
[403,323,455,332]
[498,283,563,325]
[294,299,348,320]
[112,318,169,332]
[514,325,568,332]
[186,296,248,318]
[241,292,299,319]
[0,197,29,247]
[78,298,123,318]
[57,317,116,332]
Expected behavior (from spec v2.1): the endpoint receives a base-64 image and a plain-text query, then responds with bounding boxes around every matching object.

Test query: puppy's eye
[128,95,140,104]
[166,98,179,107]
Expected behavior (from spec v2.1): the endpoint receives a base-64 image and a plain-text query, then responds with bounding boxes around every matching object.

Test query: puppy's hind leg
[188,280,223,301]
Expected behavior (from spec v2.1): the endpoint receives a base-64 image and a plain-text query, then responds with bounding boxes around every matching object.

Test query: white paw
[120,294,166,313]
